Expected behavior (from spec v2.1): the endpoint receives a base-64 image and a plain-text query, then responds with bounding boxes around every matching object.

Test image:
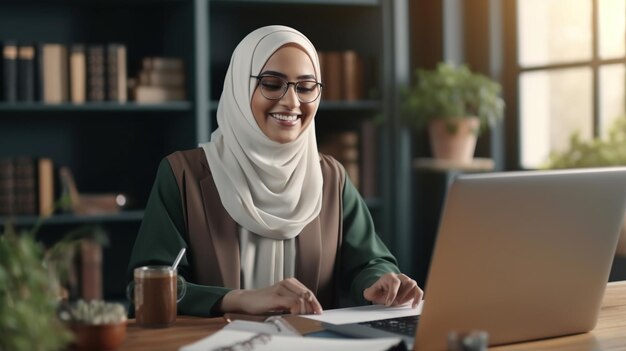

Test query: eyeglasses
[251,75,324,103]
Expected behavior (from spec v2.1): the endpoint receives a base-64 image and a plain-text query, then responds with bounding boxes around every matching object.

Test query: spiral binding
[212,333,271,351]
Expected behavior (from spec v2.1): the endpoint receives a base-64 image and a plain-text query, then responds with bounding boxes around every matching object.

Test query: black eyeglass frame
[251,75,324,103]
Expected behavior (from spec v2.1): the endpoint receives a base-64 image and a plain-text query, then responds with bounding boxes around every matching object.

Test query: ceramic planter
[427,117,480,163]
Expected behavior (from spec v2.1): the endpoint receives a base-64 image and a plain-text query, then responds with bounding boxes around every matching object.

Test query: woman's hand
[363,273,423,308]
[219,278,323,315]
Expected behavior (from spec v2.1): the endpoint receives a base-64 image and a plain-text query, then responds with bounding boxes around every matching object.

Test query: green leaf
[401,62,505,135]
[544,116,626,169]
[0,198,109,350]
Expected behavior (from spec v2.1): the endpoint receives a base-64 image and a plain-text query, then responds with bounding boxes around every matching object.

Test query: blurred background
[1,0,625,301]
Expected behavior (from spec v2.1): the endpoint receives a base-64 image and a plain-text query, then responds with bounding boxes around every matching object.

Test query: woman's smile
[269,112,301,126]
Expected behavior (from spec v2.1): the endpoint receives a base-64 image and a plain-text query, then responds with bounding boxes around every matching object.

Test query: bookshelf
[0,0,411,298]
[0,102,192,112]
[0,210,145,227]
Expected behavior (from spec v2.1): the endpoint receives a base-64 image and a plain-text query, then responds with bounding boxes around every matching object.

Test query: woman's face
[251,45,319,144]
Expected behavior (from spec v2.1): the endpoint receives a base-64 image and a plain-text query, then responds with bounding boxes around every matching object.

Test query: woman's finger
[393,278,419,305]
[383,275,401,306]
[278,279,323,314]
[389,274,422,306]
[266,295,299,314]
[394,284,418,306]
[412,290,423,308]
[279,278,311,296]
[363,273,400,305]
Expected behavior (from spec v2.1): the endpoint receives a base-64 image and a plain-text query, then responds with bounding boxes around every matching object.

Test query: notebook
[325,167,626,350]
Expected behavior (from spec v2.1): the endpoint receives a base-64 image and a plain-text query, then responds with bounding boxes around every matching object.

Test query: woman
[127,25,422,317]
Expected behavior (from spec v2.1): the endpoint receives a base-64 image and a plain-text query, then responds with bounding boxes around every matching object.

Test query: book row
[0,41,187,104]
[128,57,186,103]
[318,120,379,198]
[1,42,127,103]
[317,50,369,101]
[0,157,54,217]
[0,156,126,218]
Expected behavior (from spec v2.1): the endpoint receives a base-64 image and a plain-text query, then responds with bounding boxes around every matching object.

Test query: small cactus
[59,299,127,325]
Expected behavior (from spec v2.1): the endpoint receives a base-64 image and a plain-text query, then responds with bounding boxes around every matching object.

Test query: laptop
[324,167,626,350]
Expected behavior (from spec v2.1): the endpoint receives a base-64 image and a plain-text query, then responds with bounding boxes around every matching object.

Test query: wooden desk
[120,317,225,351]
[492,280,626,351]
[119,281,626,351]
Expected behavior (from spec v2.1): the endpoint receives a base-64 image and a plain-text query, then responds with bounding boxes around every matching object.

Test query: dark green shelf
[319,100,380,110]
[0,210,145,227]
[0,102,192,112]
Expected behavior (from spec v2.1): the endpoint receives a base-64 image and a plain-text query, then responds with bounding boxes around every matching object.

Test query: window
[514,0,626,168]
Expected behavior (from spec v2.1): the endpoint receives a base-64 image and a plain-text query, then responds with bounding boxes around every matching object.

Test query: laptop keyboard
[358,315,420,337]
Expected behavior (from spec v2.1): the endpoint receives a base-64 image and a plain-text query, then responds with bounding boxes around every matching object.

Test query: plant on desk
[59,300,128,351]
[0,197,109,351]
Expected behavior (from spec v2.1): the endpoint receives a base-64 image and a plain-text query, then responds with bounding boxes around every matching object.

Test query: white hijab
[201,26,323,240]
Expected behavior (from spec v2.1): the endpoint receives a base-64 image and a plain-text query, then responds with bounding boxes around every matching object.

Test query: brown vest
[166,149,345,308]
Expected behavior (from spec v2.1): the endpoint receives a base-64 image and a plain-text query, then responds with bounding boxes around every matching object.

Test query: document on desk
[300,301,423,325]
[222,319,301,336]
[179,329,405,351]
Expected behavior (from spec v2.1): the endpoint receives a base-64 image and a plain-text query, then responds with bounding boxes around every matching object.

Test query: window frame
[502,0,626,169]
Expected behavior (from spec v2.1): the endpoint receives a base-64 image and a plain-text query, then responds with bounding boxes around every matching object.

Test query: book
[138,70,185,88]
[2,41,18,102]
[319,131,359,162]
[17,45,35,102]
[59,166,121,215]
[41,44,68,103]
[180,329,405,351]
[87,45,105,102]
[38,158,54,217]
[13,156,36,215]
[34,43,44,101]
[319,131,360,190]
[69,44,87,104]
[143,57,184,71]
[134,85,185,103]
[132,56,186,102]
[320,51,343,101]
[106,43,127,102]
[79,239,103,300]
[222,314,324,336]
[0,158,15,216]
[0,157,55,217]
[76,194,120,215]
[342,50,364,101]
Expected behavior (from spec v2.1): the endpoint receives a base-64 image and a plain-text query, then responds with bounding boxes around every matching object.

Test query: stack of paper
[179,329,405,351]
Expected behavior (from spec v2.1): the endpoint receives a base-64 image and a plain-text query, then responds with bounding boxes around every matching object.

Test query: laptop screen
[415,167,626,350]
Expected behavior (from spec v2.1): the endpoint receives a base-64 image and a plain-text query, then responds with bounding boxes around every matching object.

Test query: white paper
[179,330,402,351]
[300,300,423,324]
[223,319,300,337]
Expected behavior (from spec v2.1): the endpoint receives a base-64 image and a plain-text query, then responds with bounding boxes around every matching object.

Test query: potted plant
[402,62,505,163]
[0,208,111,351]
[0,221,73,351]
[59,299,127,351]
[544,115,626,257]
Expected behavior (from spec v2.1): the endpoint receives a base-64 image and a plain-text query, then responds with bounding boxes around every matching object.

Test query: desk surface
[119,281,626,351]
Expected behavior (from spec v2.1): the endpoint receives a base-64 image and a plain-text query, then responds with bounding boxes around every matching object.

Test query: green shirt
[127,157,399,316]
